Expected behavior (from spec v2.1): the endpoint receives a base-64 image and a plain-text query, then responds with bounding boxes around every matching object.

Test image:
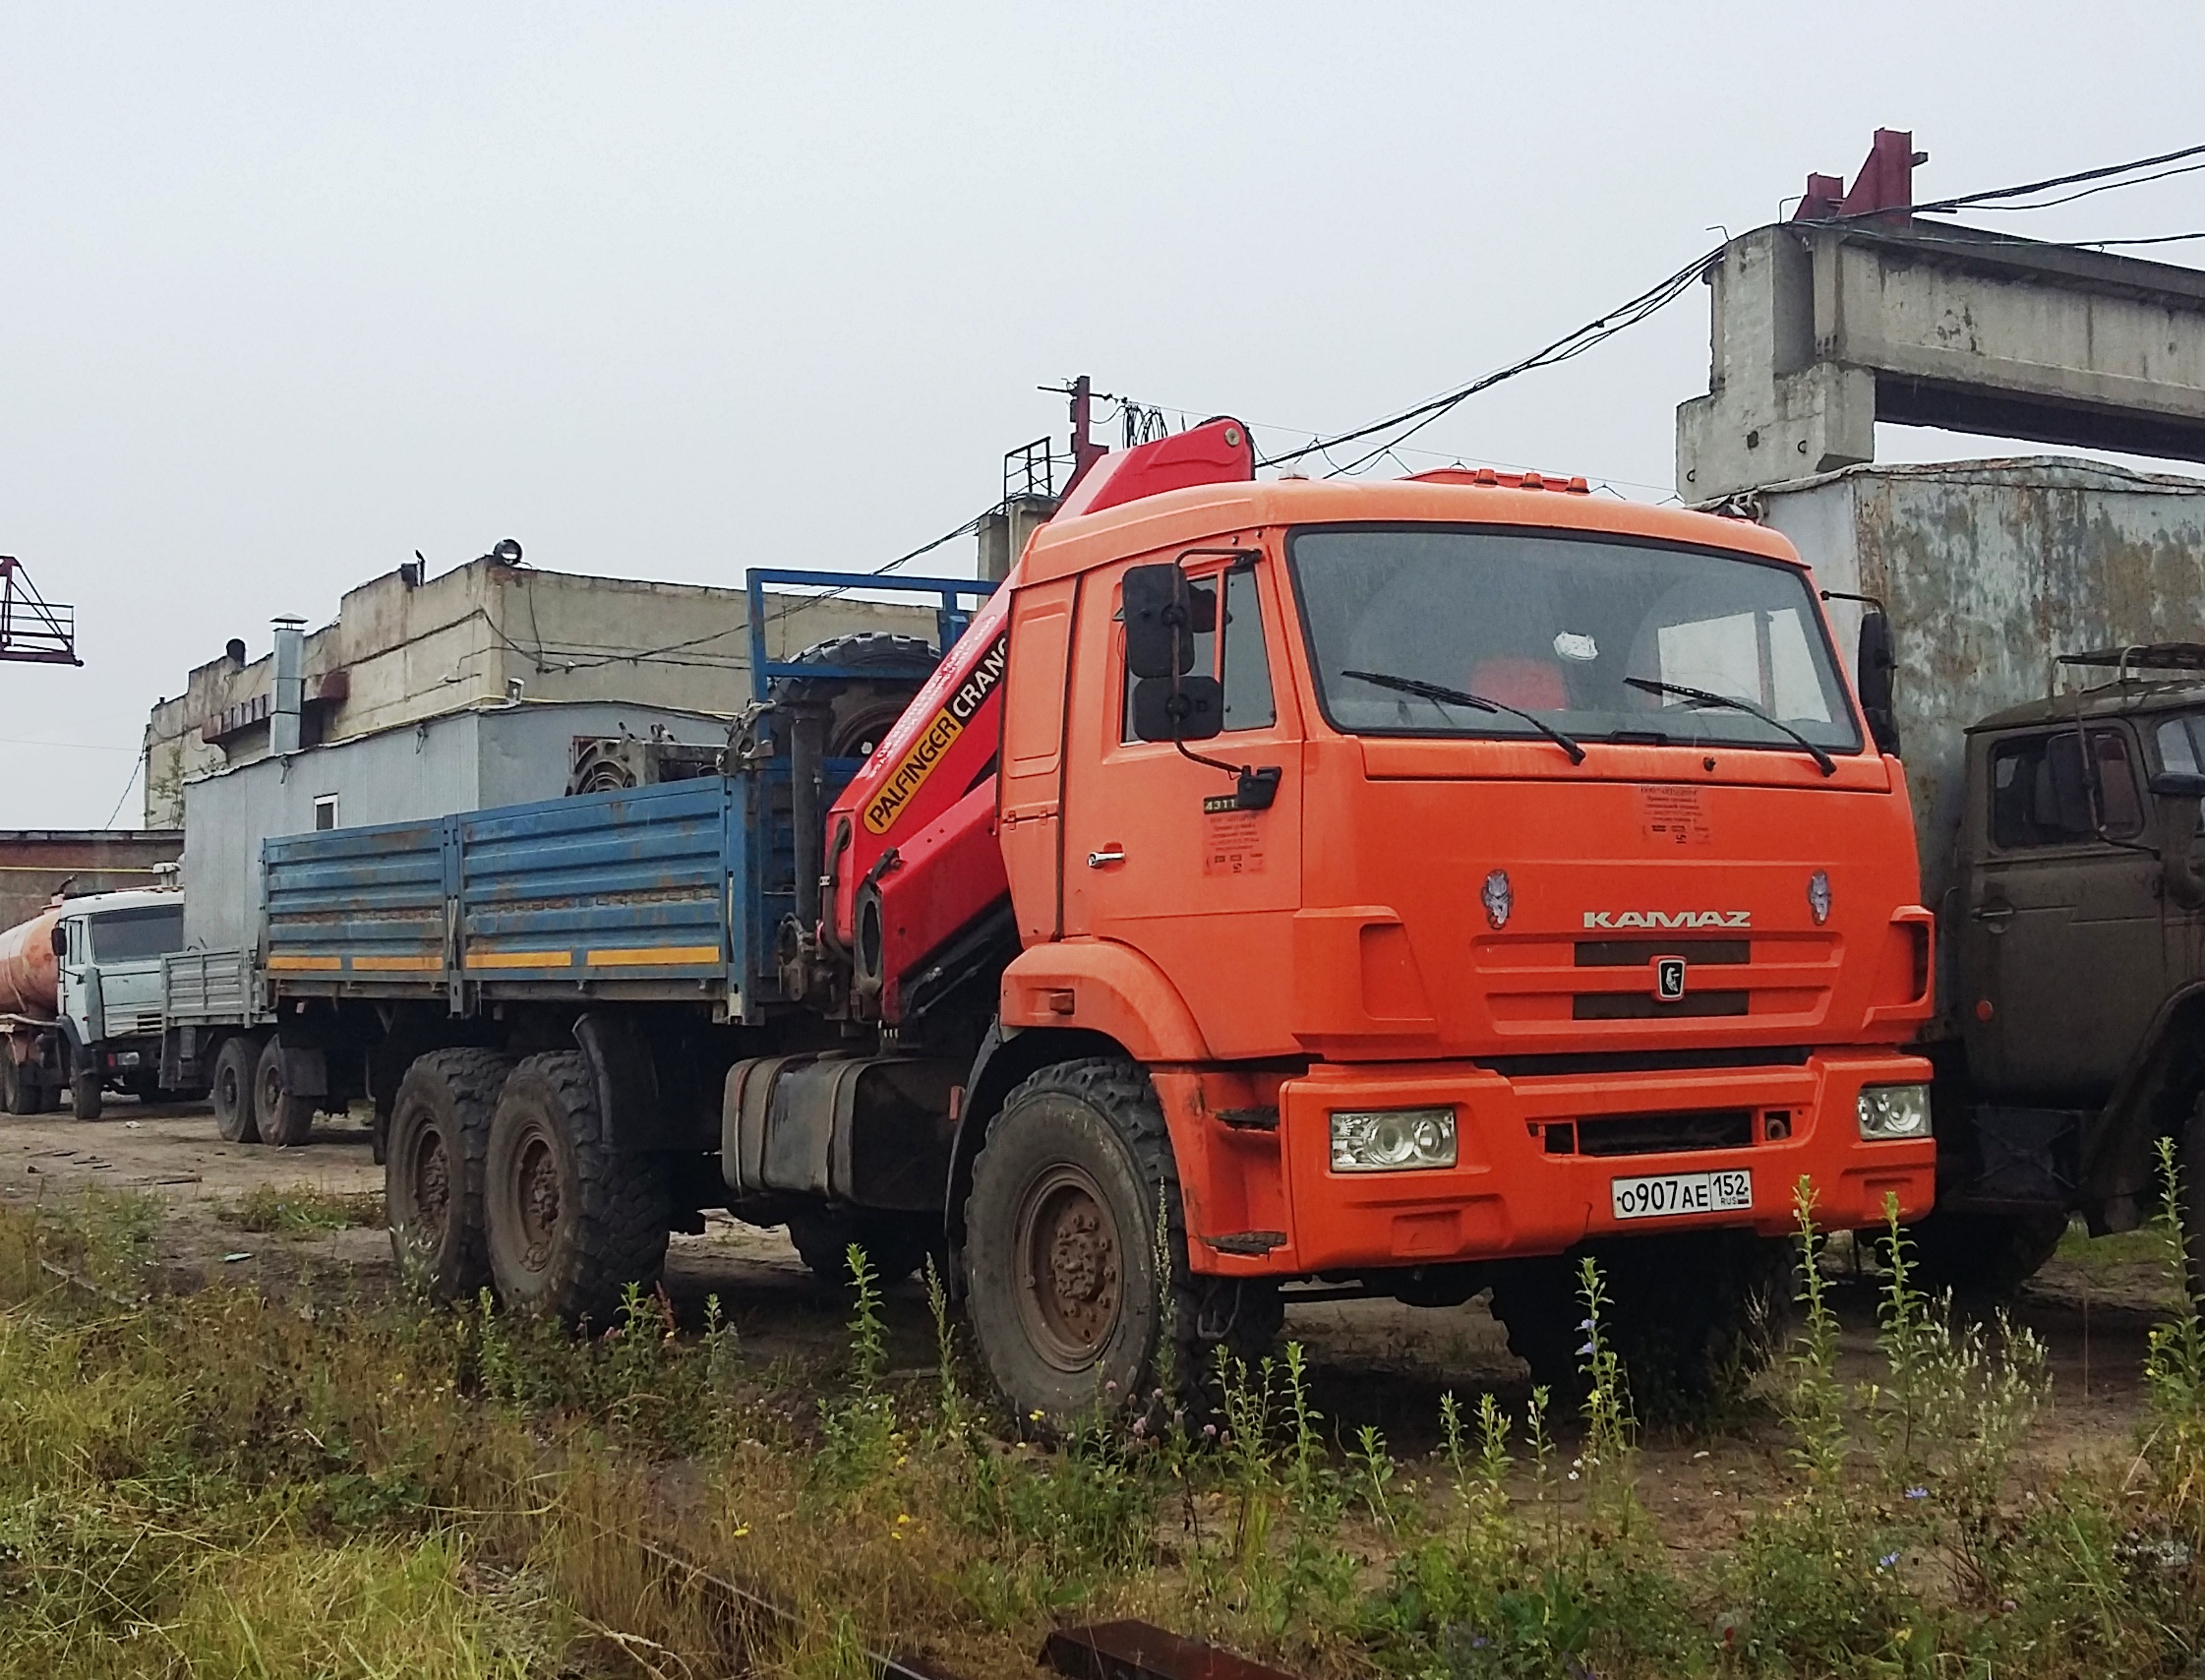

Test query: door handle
[1972,904,2013,924]
[1087,847,1125,869]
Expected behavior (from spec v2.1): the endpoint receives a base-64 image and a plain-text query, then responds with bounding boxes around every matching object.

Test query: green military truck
[1747,457,2205,1298]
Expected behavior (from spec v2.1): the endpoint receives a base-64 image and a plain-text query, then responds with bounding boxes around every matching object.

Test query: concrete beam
[1678,220,2205,500]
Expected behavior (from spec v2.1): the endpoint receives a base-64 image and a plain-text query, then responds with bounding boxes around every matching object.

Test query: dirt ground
[1,1095,2178,1530]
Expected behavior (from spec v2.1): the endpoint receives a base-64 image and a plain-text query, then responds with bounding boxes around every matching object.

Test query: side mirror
[1856,609,1901,756]
[1131,674,1223,743]
[2151,771,2205,800]
[49,925,66,958]
[1122,563,1215,679]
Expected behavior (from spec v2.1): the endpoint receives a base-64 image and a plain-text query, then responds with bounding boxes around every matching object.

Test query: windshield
[1289,524,1862,755]
[89,906,184,962]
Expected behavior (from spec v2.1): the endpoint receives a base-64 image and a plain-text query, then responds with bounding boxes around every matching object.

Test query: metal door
[1960,724,2160,1101]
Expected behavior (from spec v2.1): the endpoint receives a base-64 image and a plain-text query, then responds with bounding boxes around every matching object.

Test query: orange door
[1060,550,1303,1059]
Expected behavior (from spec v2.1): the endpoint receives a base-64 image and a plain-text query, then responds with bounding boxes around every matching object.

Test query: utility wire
[1911,140,2205,215]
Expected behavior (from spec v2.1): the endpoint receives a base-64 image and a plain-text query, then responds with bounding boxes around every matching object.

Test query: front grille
[1575,990,1750,1020]
[1478,1046,1811,1078]
[1575,1110,1755,1157]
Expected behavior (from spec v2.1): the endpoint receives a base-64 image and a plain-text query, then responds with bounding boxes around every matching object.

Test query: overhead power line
[1911,140,2205,216]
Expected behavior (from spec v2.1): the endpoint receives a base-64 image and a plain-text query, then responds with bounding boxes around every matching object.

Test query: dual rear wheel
[387,1048,669,1323]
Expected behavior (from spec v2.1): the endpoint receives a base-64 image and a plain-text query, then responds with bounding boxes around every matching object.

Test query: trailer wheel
[1900,1209,2068,1302]
[254,1038,315,1147]
[484,1050,670,1327]
[387,1049,513,1302]
[786,1209,938,1292]
[962,1057,1281,1429]
[1,1054,34,1116]
[210,1035,262,1143]
[1489,1231,1793,1415]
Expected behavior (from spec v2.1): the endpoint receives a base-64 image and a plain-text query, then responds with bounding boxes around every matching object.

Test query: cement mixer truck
[0,888,189,1118]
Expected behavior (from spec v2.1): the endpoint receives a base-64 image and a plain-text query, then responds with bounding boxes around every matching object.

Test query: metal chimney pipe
[270,617,305,755]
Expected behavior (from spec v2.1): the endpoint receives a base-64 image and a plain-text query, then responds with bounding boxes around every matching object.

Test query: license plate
[1610,1169,1753,1221]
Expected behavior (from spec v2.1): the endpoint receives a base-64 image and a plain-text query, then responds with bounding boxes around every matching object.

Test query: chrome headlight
[1858,1084,1932,1140]
[1331,1107,1459,1172]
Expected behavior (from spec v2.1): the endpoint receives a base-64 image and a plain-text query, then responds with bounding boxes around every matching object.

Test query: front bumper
[1168,1049,1935,1276]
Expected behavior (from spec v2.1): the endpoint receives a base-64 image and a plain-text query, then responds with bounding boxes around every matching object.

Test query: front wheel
[484,1050,671,1327]
[962,1058,1281,1428]
[70,1066,102,1121]
[2181,1104,2205,1313]
[1902,1209,2068,1302]
[786,1209,938,1293]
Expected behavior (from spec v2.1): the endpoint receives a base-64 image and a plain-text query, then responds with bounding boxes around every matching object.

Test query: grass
[215,1182,387,1233]
[0,1167,2199,1679]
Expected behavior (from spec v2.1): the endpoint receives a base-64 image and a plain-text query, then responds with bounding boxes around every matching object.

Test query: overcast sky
[4,2,2203,828]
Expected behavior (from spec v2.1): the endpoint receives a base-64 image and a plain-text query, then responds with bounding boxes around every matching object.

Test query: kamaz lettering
[862,631,1009,836]
[1582,910,1753,930]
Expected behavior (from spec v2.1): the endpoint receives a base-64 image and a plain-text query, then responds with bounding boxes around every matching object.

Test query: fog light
[1331,1107,1458,1172]
[1857,1084,1931,1140]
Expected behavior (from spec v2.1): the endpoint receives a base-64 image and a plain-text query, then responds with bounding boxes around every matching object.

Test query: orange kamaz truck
[237,417,1936,1421]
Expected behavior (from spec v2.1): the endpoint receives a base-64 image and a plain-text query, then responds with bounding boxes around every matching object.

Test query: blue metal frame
[745,568,998,701]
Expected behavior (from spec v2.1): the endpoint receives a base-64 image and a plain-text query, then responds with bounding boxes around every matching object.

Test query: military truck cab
[1938,647,2205,1294]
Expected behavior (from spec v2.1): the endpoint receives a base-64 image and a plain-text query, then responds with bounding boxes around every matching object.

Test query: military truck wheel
[210,1035,262,1143]
[963,1057,1281,1429]
[484,1050,671,1327]
[69,1065,102,1121]
[1490,1231,1792,1414]
[253,1037,315,1147]
[1902,1209,2068,1301]
[387,1049,513,1302]
[786,1209,938,1292]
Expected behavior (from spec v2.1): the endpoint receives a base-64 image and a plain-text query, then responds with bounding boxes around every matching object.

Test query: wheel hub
[1016,1165,1123,1368]
[515,1133,561,1269]
[412,1128,449,1233]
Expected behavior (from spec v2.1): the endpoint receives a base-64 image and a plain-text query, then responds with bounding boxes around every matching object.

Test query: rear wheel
[963,1058,1281,1428]
[211,1035,262,1143]
[387,1049,513,1302]
[1,1053,34,1116]
[253,1037,315,1147]
[485,1050,671,1326]
[1902,1209,2068,1302]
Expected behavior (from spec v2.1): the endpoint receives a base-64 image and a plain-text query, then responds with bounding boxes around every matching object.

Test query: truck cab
[1937,653,2205,1290]
[54,889,186,1117]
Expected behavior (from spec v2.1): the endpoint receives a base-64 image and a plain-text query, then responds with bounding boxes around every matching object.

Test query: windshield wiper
[1623,677,1836,776]
[1341,669,1586,764]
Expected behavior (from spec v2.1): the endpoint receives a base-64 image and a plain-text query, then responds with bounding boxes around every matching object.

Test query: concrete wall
[1756,456,2205,913]
[180,698,731,954]
[143,557,941,825]
[0,831,182,935]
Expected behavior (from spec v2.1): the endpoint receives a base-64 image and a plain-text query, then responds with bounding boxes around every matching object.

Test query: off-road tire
[1902,1209,2069,1302]
[772,633,942,759]
[387,1049,514,1302]
[254,1037,316,1148]
[963,1057,1281,1429]
[211,1035,262,1144]
[1489,1231,1794,1415]
[786,1209,939,1293]
[69,1066,102,1121]
[484,1050,671,1327]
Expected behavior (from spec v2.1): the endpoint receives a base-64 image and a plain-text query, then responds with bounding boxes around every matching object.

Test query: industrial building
[138,548,939,826]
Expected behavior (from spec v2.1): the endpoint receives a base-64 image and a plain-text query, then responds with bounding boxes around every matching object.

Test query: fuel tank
[0,907,62,1018]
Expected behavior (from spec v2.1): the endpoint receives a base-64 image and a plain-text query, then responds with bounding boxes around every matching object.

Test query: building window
[314,795,339,832]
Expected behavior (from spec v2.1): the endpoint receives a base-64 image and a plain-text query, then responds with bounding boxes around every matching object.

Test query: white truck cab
[46,890,186,1118]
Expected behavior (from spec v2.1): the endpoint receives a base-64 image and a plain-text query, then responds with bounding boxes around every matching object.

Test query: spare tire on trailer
[770,633,942,759]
